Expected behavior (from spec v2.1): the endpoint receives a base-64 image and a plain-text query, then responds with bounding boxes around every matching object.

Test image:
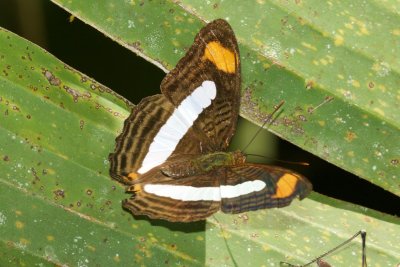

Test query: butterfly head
[232,150,246,165]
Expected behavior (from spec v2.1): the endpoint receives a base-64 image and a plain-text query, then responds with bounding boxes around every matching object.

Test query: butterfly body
[161,151,246,178]
[109,19,312,222]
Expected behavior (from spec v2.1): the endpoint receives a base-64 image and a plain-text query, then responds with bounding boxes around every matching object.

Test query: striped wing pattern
[123,161,311,222]
[109,19,312,222]
[123,167,221,222]
[109,94,210,184]
[221,165,312,213]
[161,19,241,150]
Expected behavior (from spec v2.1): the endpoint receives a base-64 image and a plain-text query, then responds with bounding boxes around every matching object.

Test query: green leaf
[50,0,400,196]
[1,1,399,266]
[207,194,400,266]
[0,27,205,266]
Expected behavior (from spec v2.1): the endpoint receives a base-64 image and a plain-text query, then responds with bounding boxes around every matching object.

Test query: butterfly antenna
[245,154,309,166]
[242,100,285,153]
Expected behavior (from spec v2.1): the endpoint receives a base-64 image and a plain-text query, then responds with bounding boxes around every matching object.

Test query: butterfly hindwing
[221,165,312,214]
[123,165,221,222]
[121,153,311,221]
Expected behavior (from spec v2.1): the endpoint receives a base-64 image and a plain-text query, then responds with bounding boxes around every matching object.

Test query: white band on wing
[143,180,266,201]
[138,81,217,174]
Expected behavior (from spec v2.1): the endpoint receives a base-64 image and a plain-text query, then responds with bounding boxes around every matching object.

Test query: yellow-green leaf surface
[51,0,400,197]
[0,28,206,266]
[0,1,399,266]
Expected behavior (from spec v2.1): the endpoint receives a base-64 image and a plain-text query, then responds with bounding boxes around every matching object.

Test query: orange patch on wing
[128,172,139,180]
[272,173,298,198]
[127,184,142,193]
[202,41,237,73]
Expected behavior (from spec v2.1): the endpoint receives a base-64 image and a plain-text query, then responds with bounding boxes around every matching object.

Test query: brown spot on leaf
[298,114,307,121]
[368,82,375,88]
[53,189,65,199]
[345,131,357,142]
[239,213,249,222]
[131,41,143,52]
[43,70,61,86]
[306,81,315,90]
[391,159,399,165]
[31,167,40,181]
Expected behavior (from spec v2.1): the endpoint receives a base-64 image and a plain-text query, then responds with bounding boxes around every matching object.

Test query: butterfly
[109,19,312,222]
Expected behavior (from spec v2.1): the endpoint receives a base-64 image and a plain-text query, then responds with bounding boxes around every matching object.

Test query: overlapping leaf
[0,1,399,266]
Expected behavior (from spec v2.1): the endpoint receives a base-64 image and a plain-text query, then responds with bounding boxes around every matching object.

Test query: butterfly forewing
[110,20,241,184]
[161,19,241,150]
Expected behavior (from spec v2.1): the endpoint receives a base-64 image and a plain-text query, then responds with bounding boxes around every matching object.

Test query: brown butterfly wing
[123,166,221,222]
[110,19,240,184]
[122,159,311,222]
[161,19,241,150]
[109,94,208,184]
[220,165,312,214]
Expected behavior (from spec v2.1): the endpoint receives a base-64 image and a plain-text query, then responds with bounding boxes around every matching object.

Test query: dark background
[1,0,398,216]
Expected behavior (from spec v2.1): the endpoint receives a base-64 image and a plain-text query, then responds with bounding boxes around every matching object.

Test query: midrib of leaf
[0,239,64,266]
